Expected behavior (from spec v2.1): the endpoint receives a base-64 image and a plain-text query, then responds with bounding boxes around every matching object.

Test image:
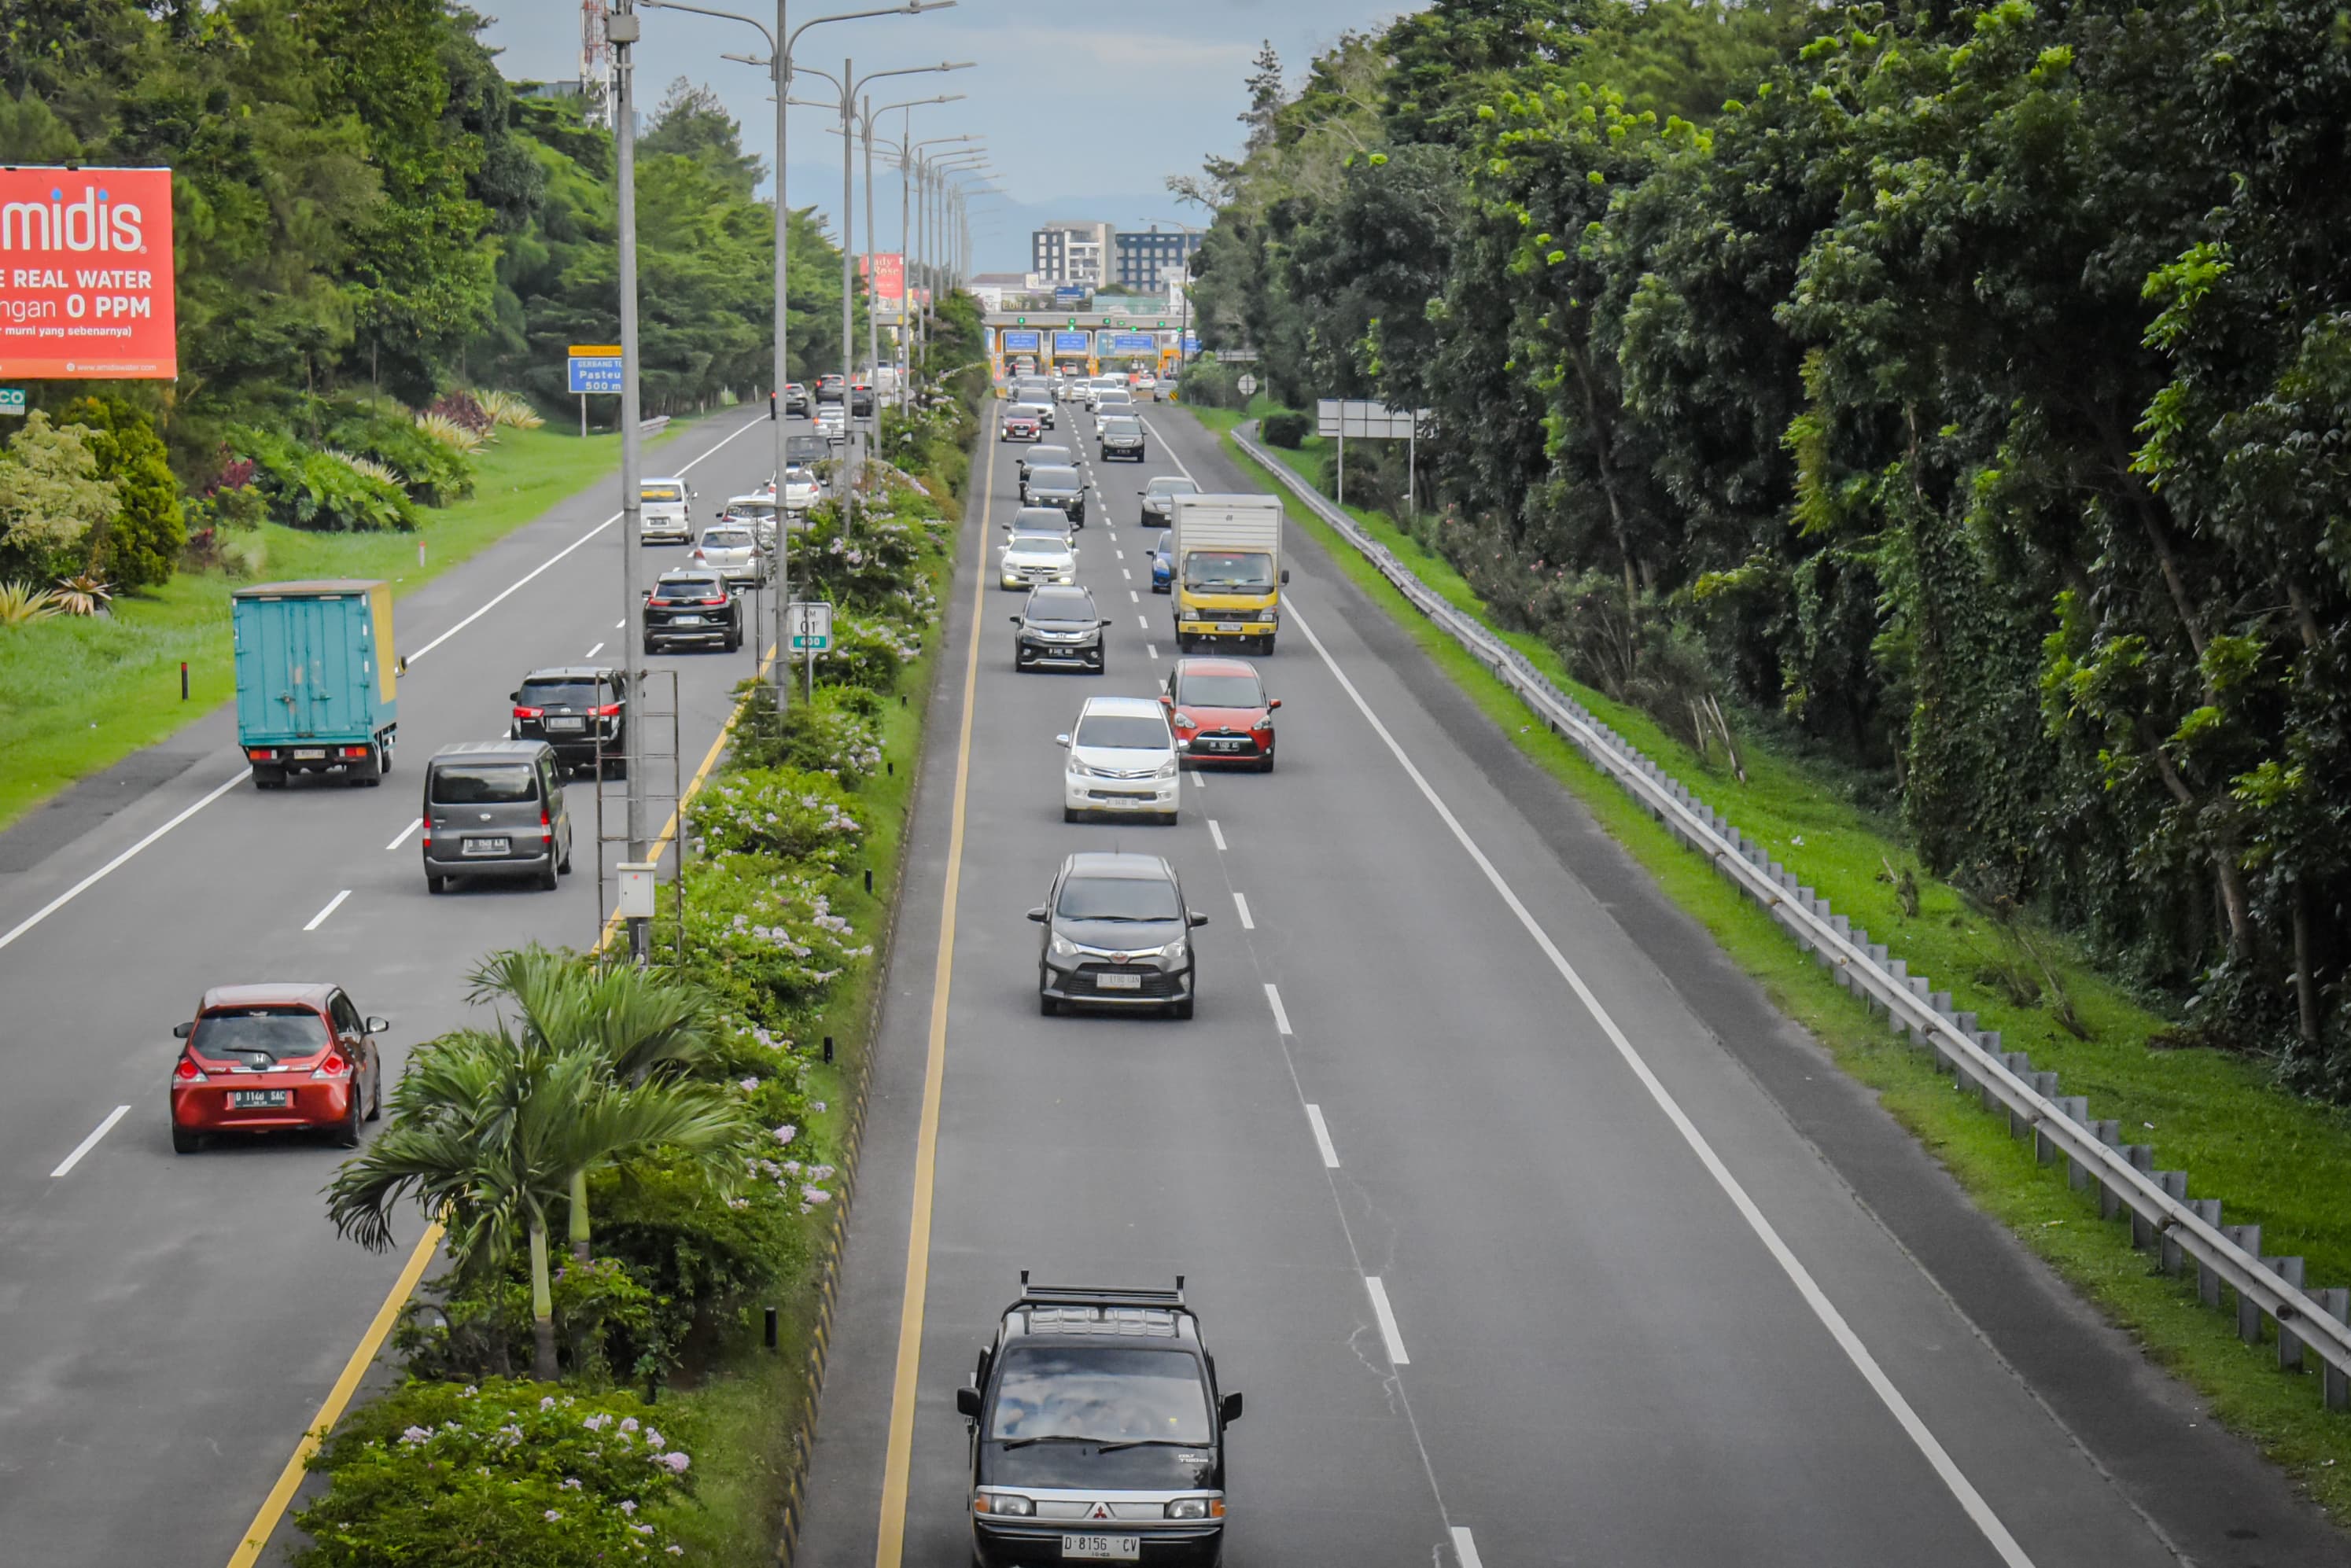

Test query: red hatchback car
[170,983,385,1153]
[1161,656,1281,771]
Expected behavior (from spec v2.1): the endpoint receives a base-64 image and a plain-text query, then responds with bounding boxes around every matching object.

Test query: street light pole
[611,3,650,945]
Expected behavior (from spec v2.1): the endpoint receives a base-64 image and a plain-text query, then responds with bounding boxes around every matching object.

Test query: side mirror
[1026,907,1049,923]
[1099,619,1113,629]
[365,1016,390,1033]
[1188,911,1210,928]
[171,1021,194,1039]
[1218,1392,1244,1426]
[508,690,521,703]
[955,1386,983,1420]
[1280,569,1292,585]
[1268,698,1282,710]
[641,587,653,598]
[1055,734,1072,749]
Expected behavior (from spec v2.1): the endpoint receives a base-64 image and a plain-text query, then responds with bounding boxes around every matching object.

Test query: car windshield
[642,484,682,503]
[189,1006,330,1065]
[987,1345,1212,1445]
[657,578,723,600]
[1103,418,1140,436]
[730,499,779,517]
[1028,591,1095,624]
[430,762,537,804]
[1074,713,1170,749]
[520,679,606,709]
[703,530,753,547]
[1030,466,1080,491]
[1148,479,1197,497]
[1028,449,1071,466]
[1184,550,1274,591]
[1056,874,1184,922]
[1009,528,1070,548]
[1177,673,1264,709]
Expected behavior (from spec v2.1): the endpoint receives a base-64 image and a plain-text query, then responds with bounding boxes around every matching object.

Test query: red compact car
[1161,656,1281,771]
[169,983,385,1153]
[1000,410,1041,442]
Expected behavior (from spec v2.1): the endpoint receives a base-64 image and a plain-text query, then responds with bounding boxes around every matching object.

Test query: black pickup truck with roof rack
[956,1275,1242,1567]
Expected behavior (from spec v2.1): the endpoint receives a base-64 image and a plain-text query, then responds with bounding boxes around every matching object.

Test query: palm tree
[325,1025,743,1380]
[466,944,722,1262]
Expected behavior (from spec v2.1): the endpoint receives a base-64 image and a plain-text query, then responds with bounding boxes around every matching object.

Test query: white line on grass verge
[50,1106,131,1178]
[304,890,352,932]
[1285,600,2036,1568]
[1304,1104,1340,1169]
[1364,1275,1410,1365]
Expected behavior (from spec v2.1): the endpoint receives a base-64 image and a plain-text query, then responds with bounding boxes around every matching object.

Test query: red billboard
[0,167,177,379]
[859,252,905,302]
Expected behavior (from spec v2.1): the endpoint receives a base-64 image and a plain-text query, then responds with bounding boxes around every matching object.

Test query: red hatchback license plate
[230,1089,291,1110]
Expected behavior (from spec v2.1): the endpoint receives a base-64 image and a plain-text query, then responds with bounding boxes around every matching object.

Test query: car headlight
[977,1493,1036,1518]
[1165,1497,1222,1521]
[1155,757,1179,779]
[1049,932,1082,961]
[1161,936,1187,967]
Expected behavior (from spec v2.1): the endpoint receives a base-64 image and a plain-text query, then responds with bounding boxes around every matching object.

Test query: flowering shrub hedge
[691,765,864,869]
[293,1380,695,1566]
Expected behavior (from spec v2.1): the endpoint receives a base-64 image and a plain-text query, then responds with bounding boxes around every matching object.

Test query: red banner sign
[0,167,177,379]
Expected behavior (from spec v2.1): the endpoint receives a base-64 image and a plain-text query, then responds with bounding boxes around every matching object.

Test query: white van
[641,477,693,543]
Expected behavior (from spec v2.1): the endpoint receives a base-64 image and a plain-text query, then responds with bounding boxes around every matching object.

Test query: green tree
[640,75,766,197]
[57,396,185,588]
[0,413,120,583]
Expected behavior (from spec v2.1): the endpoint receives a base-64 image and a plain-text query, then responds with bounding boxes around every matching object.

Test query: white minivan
[1058,695,1180,824]
[641,477,693,543]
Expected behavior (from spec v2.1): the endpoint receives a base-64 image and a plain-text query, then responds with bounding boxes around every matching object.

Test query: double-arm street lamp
[824,123,983,410]
[637,0,955,711]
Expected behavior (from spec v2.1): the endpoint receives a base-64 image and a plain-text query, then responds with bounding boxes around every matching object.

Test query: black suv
[1098,414,1147,462]
[1019,444,1074,490]
[642,570,742,653]
[849,381,875,416]
[1138,475,1199,526]
[510,666,628,776]
[1024,464,1088,528]
[956,1276,1241,1568]
[1012,586,1109,675]
[816,372,847,404]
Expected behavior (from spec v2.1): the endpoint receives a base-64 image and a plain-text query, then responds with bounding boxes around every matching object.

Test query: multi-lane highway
[791,396,2343,1567]
[0,408,794,1562]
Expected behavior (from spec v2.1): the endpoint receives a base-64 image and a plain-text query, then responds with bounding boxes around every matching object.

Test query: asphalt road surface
[790,394,2345,1568]
[0,405,828,1563]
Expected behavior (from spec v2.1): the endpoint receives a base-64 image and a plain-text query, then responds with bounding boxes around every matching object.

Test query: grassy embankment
[0,421,689,832]
[1189,400,2351,1514]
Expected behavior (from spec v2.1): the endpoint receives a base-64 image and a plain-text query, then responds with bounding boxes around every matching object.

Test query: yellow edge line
[227,1217,444,1567]
[229,638,779,1566]
[875,429,994,1566]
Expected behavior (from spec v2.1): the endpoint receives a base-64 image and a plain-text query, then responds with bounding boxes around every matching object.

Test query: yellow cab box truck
[1169,493,1288,654]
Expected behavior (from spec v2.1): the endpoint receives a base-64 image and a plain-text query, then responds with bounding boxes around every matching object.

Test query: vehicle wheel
[252,767,285,790]
[538,856,560,891]
[1039,992,1059,1017]
[726,630,743,653]
[1171,996,1195,1021]
[367,1068,382,1121]
[171,1124,202,1154]
[377,738,393,775]
[426,874,447,895]
[1159,812,1180,827]
[643,639,658,656]
[1063,807,1081,823]
[1093,659,1107,676]
[604,756,628,781]
[1261,635,1277,655]
[1257,750,1276,774]
[558,845,573,874]
[337,1094,363,1148]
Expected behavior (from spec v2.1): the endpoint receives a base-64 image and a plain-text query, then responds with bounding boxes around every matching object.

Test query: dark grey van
[421,741,573,893]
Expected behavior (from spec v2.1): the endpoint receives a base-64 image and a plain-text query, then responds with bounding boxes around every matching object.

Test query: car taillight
[691,548,706,561]
[540,808,553,842]
[513,705,543,720]
[313,1052,349,1080]
[341,745,370,758]
[174,1055,206,1082]
[245,748,275,761]
[594,703,622,717]
[700,597,728,607]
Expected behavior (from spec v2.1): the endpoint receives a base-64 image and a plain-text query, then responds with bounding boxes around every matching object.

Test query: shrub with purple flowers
[691,765,864,869]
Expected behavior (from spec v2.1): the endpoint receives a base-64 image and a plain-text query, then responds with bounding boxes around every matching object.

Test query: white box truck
[1170,493,1287,653]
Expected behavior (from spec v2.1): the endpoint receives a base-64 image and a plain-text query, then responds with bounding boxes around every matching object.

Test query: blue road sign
[567,355,624,394]
[1100,331,1156,355]
[1052,330,1092,355]
[1053,285,1086,307]
[1000,329,1041,353]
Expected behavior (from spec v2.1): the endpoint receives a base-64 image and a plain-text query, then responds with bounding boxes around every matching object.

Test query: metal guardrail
[640,414,671,436]
[1233,421,2351,1406]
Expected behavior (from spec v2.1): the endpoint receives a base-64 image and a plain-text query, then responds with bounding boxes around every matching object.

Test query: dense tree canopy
[1184,0,2351,1088]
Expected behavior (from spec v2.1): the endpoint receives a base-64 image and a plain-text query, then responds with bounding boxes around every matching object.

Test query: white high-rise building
[1031,222,1113,289]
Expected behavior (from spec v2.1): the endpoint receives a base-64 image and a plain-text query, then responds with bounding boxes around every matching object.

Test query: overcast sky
[477,0,1417,271]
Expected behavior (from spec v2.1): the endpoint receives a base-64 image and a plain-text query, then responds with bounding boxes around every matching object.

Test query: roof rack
[1015,1269,1187,1311]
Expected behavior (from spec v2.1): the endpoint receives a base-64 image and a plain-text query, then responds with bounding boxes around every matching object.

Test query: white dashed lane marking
[304,890,352,932]
[1365,1275,1410,1365]
[1233,891,1255,929]
[1208,819,1226,852]
[1262,982,1291,1035]
[385,819,422,852]
[1304,1104,1340,1169]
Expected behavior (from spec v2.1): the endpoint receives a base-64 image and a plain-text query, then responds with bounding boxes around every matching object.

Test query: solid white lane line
[0,767,252,955]
[384,818,422,852]
[1365,1275,1411,1366]
[1233,891,1255,929]
[304,889,352,932]
[1304,1103,1340,1169]
[1287,601,2037,1568]
[584,641,605,658]
[1138,417,1196,484]
[1208,819,1226,852]
[50,1105,131,1178]
[1451,1527,1484,1568]
[1263,982,1292,1036]
[407,414,763,663]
